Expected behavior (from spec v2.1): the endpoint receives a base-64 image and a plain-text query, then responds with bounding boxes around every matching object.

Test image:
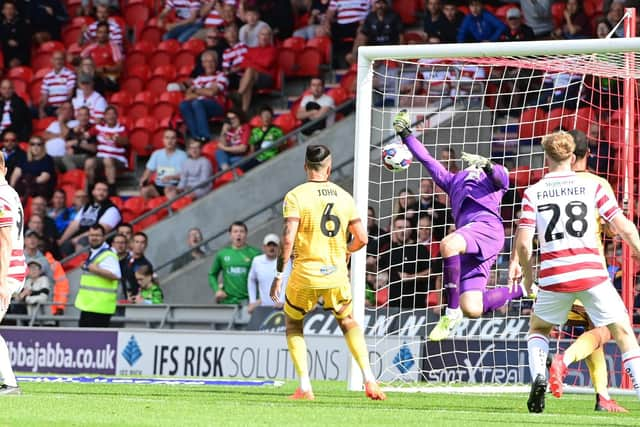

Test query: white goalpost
[349,29,640,392]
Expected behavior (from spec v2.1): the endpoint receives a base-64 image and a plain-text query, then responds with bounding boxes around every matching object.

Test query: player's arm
[461,152,508,190]
[271,217,299,303]
[0,224,12,311]
[515,226,535,293]
[393,110,453,191]
[347,218,368,253]
[608,213,640,261]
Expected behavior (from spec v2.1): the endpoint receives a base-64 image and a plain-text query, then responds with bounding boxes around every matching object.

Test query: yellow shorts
[284,282,352,321]
[566,303,593,329]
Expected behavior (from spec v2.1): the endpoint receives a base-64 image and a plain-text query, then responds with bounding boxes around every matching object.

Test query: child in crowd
[133,265,164,304]
[19,260,51,315]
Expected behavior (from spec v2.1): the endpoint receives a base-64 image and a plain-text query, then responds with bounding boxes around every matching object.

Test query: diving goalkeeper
[393,110,528,341]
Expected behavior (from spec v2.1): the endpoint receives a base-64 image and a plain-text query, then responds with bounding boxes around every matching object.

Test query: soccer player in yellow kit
[270,144,386,401]
[510,130,627,412]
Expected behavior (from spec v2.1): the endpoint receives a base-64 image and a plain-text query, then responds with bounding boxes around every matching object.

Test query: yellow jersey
[283,180,360,289]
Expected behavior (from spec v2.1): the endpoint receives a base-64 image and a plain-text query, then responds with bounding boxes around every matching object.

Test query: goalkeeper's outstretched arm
[393,111,453,192]
[461,151,509,191]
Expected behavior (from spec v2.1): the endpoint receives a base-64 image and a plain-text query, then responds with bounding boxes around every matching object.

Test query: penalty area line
[16,375,285,387]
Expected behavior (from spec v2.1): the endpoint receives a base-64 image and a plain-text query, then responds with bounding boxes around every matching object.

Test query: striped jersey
[283,180,360,289]
[41,67,76,106]
[165,0,201,19]
[81,41,123,67]
[328,0,371,24]
[83,19,124,48]
[0,101,11,132]
[95,122,128,167]
[0,182,26,283]
[204,6,224,27]
[72,90,108,124]
[222,43,248,71]
[193,72,228,105]
[519,170,621,292]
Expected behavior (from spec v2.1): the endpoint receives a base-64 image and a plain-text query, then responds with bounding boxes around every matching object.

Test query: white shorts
[533,282,628,327]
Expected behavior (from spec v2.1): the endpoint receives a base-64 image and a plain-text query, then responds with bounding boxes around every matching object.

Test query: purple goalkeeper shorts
[455,219,504,293]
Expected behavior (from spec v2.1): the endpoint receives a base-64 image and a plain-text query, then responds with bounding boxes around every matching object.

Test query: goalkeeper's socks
[287,334,311,392]
[0,335,17,387]
[622,349,640,399]
[527,333,549,380]
[443,255,461,309]
[564,328,602,366]
[481,286,523,314]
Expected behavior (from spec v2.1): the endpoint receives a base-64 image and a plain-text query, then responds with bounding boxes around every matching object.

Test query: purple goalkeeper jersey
[403,134,508,228]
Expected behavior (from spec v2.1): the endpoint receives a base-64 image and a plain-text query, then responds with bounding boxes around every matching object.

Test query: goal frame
[349,36,640,391]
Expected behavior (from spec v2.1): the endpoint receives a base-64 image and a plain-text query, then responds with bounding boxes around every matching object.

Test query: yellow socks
[585,348,610,399]
[563,329,602,366]
[287,333,311,391]
[344,326,375,383]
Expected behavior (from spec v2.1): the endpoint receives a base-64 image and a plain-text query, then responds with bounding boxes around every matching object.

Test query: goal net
[350,34,640,391]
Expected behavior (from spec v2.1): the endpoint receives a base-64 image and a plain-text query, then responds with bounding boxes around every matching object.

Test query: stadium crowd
[0,0,639,323]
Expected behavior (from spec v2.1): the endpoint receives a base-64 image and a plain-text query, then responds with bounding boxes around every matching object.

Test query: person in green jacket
[244,105,284,170]
[209,221,261,304]
[133,264,164,304]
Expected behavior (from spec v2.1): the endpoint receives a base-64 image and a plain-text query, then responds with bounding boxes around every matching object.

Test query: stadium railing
[4,303,240,330]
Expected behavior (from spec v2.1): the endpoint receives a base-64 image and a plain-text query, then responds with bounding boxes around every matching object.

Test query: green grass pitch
[2,381,640,426]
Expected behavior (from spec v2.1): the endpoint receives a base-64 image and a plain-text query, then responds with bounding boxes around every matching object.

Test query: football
[382,142,413,172]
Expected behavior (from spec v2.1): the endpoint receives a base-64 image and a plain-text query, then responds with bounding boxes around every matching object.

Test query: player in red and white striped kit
[515,132,640,413]
[0,153,26,395]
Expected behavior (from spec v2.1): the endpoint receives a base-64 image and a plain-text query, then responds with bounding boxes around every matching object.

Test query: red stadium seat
[58,169,86,189]
[518,108,548,139]
[159,91,184,107]
[131,40,155,57]
[174,50,196,70]
[296,48,322,77]
[495,4,519,21]
[134,115,158,132]
[157,39,181,55]
[28,79,43,106]
[393,0,418,25]
[121,77,145,94]
[124,51,147,72]
[11,79,28,101]
[146,76,169,97]
[61,26,83,47]
[124,3,151,35]
[133,90,156,105]
[282,36,305,52]
[62,185,77,207]
[305,36,332,64]
[31,53,53,73]
[403,31,426,44]
[126,64,150,81]
[273,112,299,135]
[182,38,206,55]
[150,101,175,122]
[70,16,95,27]
[62,253,88,272]
[122,196,148,222]
[170,195,193,213]
[34,68,50,80]
[177,65,194,81]
[551,2,565,27]
[214,168,244,188]
[326,86,350,106]
[147,196,169,220]
[139,25,164,45]
[148,50,173,68]
[38,40,65,53]
[109,91,133,112]
[32,116,55,134]
[152,64,177,80]
[151,127,169,150]
[129,129,153,156]
[127,102,150,121]
[7,66,33,83]
[249,115,262,128]
[110,196,124,210]
[277,48,298,78]
[201,142,218,172]
[575,107,597,133]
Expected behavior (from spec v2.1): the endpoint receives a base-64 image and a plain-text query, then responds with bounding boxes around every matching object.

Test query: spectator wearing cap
[24,230,54,283]
[0,79,32,141]
[72,73,108,124]
[457,0,506,43]
[500,8,534,42]
[171,227,209,272]
[247,233,289,313]
[18,260,51,316]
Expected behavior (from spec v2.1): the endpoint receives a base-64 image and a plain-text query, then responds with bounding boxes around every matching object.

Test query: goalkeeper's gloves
[461,151,493,175]
[393,109,412,139]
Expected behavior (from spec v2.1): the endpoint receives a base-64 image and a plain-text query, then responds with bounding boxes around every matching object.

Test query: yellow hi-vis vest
[75,249,119,315]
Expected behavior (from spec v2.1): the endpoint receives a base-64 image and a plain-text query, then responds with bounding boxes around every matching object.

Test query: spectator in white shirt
[44,101,75,163]
[139,129,188,199]
[239,7,270,47]
[39,51,76,118]
[295,77,335,136]
[247,233,290,313]
[72,73,108,124]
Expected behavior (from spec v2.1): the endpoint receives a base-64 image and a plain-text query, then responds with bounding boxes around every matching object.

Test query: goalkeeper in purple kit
[393,110,529,340]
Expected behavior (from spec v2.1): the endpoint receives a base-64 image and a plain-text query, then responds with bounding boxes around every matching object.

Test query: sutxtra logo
[122,335,142,367]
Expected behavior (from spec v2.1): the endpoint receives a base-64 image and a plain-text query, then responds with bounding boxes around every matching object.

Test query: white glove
[392,110,412,138]
[461,151,490,169]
